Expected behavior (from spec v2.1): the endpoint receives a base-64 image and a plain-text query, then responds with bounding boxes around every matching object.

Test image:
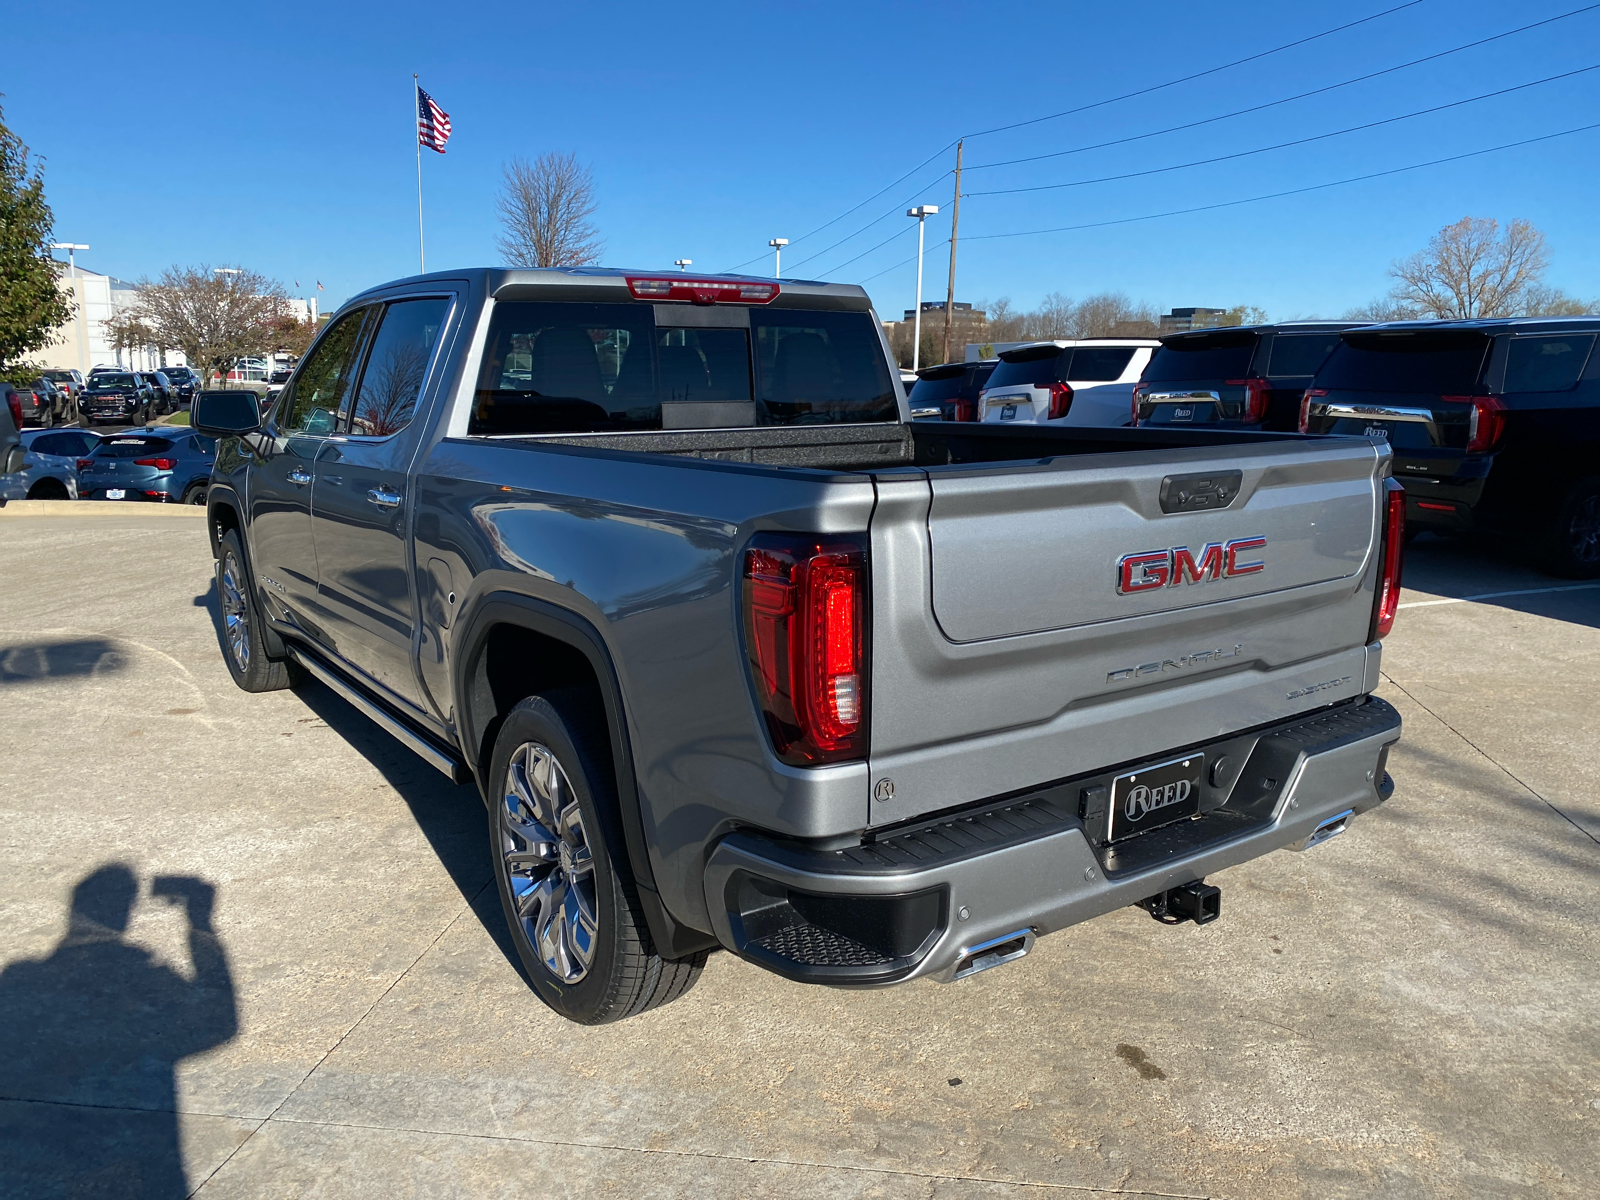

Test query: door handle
[367,486,403,510]
[287,467,312,485]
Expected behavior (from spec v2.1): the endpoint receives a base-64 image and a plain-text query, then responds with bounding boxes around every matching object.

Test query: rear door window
[1069,347,1136,382]
[1144,332,1257,382]
[1502,333,1595,393]
[347,296,451,436]
[1267,333,1342,378]
[30,433,79,456]
[1317,332,1490,394]
[987,346,1068,389]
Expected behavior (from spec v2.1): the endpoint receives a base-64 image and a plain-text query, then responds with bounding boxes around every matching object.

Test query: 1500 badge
[1117,536,1266,594]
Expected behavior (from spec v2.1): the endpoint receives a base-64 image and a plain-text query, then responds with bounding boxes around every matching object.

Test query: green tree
[0,102,73,373]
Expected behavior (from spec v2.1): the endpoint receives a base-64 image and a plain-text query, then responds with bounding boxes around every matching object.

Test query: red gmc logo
[1117,537,1266,595]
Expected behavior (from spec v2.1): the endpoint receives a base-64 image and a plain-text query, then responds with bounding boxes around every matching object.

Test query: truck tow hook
[1137,880,1221,926]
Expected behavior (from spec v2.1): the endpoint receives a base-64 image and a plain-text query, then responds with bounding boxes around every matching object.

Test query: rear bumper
[703,697,1401,987]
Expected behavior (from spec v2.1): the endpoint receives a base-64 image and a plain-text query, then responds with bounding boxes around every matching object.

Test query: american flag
[417,86,451,154]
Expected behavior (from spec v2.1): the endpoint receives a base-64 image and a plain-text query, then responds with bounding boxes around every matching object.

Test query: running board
[286,646,471,784]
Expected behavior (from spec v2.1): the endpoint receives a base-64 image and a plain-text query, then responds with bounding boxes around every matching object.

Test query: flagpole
[414,73,425,274]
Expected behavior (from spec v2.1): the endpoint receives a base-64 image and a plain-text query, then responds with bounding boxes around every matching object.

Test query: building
[1158,307,1227,334]
[883,301,988,366]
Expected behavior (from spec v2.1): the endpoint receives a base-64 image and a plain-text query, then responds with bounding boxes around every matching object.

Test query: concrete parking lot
[1,506,1596,1198]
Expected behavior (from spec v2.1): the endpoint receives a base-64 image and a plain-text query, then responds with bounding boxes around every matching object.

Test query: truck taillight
[1439,394,1506,453]
[1046,381,1073,420]
[1226,377,1271,422]
[1370,478,1405,642]
[134,457,177,470]
[1299,388,1327,434]
[742,533,868,765]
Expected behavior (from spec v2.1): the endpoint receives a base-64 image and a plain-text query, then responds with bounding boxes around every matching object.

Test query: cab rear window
[1144,332,1257,382]
[1317,332,1490,394]
[471,301,895,434]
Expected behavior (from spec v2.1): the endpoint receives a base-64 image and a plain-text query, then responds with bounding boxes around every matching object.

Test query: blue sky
[9,0,1600,319]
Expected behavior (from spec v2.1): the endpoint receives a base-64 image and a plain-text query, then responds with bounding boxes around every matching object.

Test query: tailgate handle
[1159,470,1242,514]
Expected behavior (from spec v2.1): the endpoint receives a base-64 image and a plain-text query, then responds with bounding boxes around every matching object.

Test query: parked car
[8,377,69,427]
[141,371,176,415]
[907,359,997,421]
[1301,318,1600,576]
[194,266,1403,1025]
[42,369,85,405]
[78,372,154,426]
[1133,323,1361,431]
[978,339,1158,427]
[78,429,217,504]
[158,366,200,406]
[0,428,99,502]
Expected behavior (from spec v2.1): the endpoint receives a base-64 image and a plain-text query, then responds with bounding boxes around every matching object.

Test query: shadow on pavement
[0,866,237,1199]
[1402,534,1600,629]
[0,638,126,683]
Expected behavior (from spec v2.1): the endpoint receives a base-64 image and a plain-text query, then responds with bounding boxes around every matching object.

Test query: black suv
[907,359,997,421]
[1302,318,1600,576]
[1134,323,1361,431]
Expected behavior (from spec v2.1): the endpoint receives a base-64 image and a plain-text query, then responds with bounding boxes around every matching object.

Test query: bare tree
[1342,297,1421,322]
[116,265,288,385]
[1389,217,1548,319]
[1519,284,1595,317]
[496,153,604,268]
[1072,293,1159,337]
[1027,292,1077,339]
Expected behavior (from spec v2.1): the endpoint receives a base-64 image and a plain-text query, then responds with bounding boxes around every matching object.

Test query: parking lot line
[1397,581,1600,609]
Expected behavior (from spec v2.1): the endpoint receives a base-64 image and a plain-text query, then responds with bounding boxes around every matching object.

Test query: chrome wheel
[220,552,250,670]
[1570,493,1600,565]
[500,741,598,984]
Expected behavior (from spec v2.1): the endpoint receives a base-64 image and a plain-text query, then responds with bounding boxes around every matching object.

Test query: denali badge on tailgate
[1117,537,1265,594]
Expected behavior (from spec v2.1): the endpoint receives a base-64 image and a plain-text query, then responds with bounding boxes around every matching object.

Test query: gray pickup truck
[194,268,1404,1025]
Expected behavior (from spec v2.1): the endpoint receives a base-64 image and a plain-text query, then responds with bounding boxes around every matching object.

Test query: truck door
[247,307,373,646]
[310,295,453,709]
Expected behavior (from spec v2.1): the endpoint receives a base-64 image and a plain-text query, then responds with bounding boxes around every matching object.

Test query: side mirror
[192,390,263,435]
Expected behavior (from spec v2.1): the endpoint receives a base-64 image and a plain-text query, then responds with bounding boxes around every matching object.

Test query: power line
[965,64,1600,198]
[966,3,1600,173]
[960,123,1600,245]
[721,1,1429,271]
[783,172,953,273]
[963,0,1427,140]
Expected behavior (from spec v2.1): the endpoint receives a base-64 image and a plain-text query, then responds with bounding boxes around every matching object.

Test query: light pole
[905,205,938,372]
[50,242,90,375]
[675,259,692,272]
[213,268,242,277]
[768,238,788,278]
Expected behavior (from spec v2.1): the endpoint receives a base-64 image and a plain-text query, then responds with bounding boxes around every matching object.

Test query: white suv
[978,339,1157,427]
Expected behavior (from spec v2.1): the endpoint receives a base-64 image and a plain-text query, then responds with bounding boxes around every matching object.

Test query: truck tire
[488,690,706,1024]
[1536,477,1600,579]
[215,528,297,692]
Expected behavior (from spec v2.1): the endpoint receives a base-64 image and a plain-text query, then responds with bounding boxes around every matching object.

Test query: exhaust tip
[1288,808,1355,852]
[951,928,1036,980]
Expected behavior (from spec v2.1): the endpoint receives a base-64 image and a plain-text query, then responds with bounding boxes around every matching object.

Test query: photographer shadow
[0,865,237,1199]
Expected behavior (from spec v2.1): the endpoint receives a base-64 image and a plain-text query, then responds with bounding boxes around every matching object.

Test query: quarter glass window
[1503,334,1595,393]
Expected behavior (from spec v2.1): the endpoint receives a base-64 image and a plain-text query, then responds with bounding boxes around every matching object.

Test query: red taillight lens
[1226,377,1271,422]
[1046,381,1073,420]
[1299,388,1327,434]
[742,533,868,765]
[1370,478,1405,642]
[625,276,778,304]
[1439,394,1506,453]
[133,457,177,470]
[6,393,21,426]
[76,458,94,469]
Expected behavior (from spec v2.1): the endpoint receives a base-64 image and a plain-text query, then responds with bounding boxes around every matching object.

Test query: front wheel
[1536,477,1600,579]
[488,691,706,1024]
[215,528,297,691]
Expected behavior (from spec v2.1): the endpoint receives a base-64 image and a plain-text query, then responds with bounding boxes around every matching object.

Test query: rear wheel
[26,478,69,501]
[488,691,706,1024]
[1536,477,1600,579]
[181,482,208,506]
[215,528,297,691]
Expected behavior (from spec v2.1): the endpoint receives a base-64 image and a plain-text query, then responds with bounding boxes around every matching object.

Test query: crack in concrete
[1381,672,1599,847]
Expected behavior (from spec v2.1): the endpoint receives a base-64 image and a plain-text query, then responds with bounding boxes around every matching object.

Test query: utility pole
[942,139,963,366]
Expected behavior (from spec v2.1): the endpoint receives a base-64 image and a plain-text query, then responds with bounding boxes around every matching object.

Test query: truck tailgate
[866,436,1387,827]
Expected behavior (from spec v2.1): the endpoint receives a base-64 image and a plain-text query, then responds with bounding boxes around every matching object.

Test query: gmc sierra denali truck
[194,268,1404,1025]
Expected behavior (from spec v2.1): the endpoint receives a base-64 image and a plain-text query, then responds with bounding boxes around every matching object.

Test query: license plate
[106,489,125,499]
[1107,753,1204,842]
[1001,404,1017,420]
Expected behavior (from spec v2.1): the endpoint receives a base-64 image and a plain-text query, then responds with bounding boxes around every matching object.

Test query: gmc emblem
[1117,537,1266,594]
